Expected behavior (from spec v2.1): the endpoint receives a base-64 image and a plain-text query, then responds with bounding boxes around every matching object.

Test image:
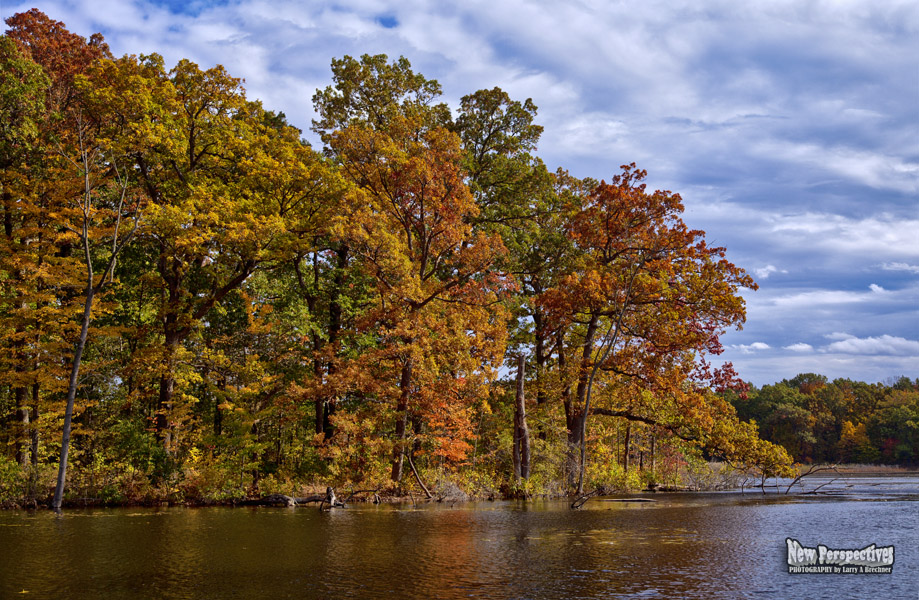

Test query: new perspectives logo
[786,538,894,574]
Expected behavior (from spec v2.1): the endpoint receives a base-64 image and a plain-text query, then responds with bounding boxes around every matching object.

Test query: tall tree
[329,118,508,483]
[2,11,113,487]
[315,55,509,484]
[454,87,564,410]
[0,35,53,467]
[100,55,336,453]
[540,164,756,491]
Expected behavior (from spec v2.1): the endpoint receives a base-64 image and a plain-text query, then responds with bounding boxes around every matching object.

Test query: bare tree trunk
[533,308,546,407]
[512,355,531,482]
[53,286,94,510]
[406,450,432,499]
[390,360,412,482]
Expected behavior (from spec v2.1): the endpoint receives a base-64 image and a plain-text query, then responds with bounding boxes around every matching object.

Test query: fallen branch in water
[241,487,344,509]
[785,464,840,494]
[570,489,600,509]
[319,487,345,511]
[238,494,320,507]
[802,477,841,495]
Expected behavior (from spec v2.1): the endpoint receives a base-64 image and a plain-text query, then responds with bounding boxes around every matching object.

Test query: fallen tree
[239,487,345,508]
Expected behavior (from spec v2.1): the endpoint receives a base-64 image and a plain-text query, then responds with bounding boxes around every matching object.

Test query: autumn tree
[314,55,509,485]
[85,54,339,458]
[539,164,761,491]
[0,34,53,468]
[454,87,565,410]
[2,12,116,497]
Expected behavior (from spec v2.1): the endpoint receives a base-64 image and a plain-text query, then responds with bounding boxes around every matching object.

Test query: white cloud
[772,289,868,308]
[882,262,919,275]
[825,332,855,342]
[784,343,813,352]
[752,141,919,195]
[753,264,788,280]
[733,342,771,354]
[825,335,919,356]
[767,214,919,259]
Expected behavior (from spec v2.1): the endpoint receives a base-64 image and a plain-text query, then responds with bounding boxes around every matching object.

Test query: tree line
[727,374,919,466]
[1,10,796,507]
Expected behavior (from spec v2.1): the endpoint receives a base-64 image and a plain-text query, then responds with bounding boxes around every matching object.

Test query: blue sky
[4,0,918,386]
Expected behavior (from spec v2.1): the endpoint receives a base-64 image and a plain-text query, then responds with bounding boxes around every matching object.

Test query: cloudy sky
[4,0,918,386]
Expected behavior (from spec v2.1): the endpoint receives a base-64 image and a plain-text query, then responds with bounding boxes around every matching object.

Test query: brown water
[1,477,917,599]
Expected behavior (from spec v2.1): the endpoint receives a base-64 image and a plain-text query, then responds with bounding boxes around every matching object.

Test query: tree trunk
[650,434,656,474]
[533,309,546,406]
[15,384,28,467]
[390,360,412,482]
[513,355,531,482]
[155,329,179,450]
[558,331,578,488]
[214,377,225,437]
[30,383,39,466]
[52,286,95,510]
[321,245,348,439]
[156,371,175,449]
[574,315,599,494]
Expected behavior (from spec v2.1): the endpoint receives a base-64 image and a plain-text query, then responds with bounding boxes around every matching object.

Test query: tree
[314,55,509,485]
[0,34,53,468]
[2,12,129,507]
[50,85,141,510]
[312,54,450,143]
[329,118,508,483]
[512,354,531,483]
[112,56,335,454]
[454,87,566,414]
[540,164,757,492]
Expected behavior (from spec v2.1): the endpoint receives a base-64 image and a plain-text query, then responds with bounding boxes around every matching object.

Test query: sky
[3,0,918,386]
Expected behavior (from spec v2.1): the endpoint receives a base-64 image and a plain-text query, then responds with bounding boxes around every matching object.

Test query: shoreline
[4,464,917,511]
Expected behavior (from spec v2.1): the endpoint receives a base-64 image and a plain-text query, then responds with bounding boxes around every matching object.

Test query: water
[1,476,917,599]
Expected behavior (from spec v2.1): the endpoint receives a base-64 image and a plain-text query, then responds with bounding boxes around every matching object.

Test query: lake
[1,475,917,599]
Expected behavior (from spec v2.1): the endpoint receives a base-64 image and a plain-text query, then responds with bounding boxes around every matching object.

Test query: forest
[728,374,918,467]
[1,10,907,509]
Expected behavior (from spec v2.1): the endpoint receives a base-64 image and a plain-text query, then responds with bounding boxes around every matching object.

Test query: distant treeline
[726,374,919,466]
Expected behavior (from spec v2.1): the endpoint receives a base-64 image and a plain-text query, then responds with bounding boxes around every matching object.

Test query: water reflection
[1,482,917,599]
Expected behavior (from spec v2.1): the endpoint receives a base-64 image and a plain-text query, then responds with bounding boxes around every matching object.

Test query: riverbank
[3,463,916,510]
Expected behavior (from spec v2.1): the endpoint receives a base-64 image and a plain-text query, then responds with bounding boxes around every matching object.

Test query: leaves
[0,17,800,500]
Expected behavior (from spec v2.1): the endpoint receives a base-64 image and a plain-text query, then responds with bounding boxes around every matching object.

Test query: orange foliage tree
[540,164,762,491]
[314,56,510,487]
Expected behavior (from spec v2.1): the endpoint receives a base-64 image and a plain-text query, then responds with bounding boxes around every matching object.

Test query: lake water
[1,476,917,599]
